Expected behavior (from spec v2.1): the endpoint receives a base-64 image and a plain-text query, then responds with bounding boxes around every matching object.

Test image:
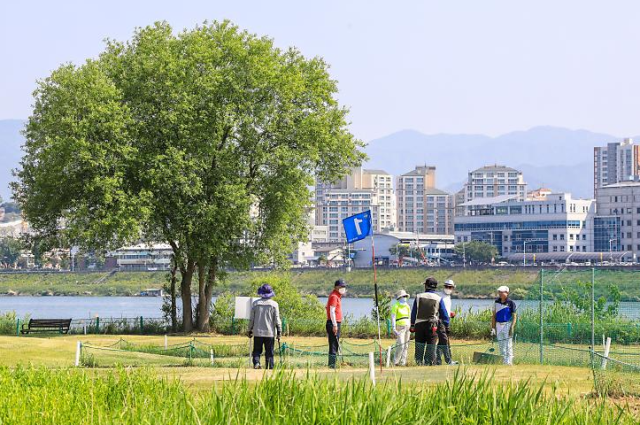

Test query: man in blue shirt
[410,277,449,366]
[491,285,517,365]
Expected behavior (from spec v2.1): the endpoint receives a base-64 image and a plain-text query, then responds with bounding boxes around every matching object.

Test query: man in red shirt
[326,279,346,368]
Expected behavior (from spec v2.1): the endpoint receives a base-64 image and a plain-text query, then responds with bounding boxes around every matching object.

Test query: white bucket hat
[497,285,510,293]
[444,279,456,288]
[396,289,409,299]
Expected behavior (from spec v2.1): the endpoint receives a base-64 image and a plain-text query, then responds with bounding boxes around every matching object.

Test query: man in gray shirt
[248,284,282,369]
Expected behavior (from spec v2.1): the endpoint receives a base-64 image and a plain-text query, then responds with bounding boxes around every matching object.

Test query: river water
[1,296,639,320]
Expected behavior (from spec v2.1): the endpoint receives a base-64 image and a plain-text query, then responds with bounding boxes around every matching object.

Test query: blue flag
[342,210,372,243]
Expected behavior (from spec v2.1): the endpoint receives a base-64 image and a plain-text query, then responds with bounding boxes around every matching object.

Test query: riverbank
[0,268,638,301]
[0,268,540,297]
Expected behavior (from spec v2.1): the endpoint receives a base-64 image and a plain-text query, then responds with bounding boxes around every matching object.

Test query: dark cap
[257,284,275,299]
[424,277,438,289]
[334,279,347,288]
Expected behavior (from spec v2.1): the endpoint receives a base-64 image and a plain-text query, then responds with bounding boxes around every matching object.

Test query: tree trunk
[180,260,195,332]
[169,258,178,333]
[197,258,218,332]
[196,262,208,332]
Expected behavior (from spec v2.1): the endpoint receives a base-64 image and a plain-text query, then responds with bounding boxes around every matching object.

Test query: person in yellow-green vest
[391,289,411,366]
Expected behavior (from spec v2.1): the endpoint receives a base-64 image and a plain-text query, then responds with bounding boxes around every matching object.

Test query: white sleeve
[330,306,337,327]
[391,314,397,331]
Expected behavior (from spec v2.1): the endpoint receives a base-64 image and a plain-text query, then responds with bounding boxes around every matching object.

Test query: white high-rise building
[315,167,395,242]
[594,138,640,197]
[396,166,453,235]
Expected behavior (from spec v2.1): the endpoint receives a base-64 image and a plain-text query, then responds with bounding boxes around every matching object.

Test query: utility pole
[462,241,466,268]
[608,238,614,263]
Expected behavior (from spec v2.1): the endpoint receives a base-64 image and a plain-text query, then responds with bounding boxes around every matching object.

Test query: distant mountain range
[0,120,634,201]
[364,126,637,199]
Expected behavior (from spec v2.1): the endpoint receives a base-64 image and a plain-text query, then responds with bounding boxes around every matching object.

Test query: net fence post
[75,341,82,367]
[368,352,376,385]
[601,336,611,370]
[539,268,544,364]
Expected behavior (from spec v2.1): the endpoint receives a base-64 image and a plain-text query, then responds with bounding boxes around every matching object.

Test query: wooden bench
[21,319,72,334]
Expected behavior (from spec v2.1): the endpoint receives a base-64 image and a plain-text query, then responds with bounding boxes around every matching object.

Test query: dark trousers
[436,325,452,365]
[326,320,341,368]
[414,320,439,365]
[252,336,275,369]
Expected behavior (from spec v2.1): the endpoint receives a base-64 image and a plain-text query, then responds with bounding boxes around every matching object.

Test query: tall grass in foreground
[0,367,632,424]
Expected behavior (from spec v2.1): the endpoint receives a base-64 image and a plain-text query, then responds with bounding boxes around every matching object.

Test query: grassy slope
[1,268,638,300]
[0,268,541,297]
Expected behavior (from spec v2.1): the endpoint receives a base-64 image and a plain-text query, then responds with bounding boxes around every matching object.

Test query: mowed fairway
[0,334,597,396]
[2,334,640,423]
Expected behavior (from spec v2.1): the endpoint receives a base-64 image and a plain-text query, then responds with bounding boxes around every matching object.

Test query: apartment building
[396,166,453,235]
[454,192,595,258]
[595,181,640,260]
[463,165,527,205]
[315,167,395,242]
[594,138,640,196]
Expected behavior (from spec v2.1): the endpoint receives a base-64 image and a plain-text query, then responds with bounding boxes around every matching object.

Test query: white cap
[497,285,510,293]
[444,279,456,288]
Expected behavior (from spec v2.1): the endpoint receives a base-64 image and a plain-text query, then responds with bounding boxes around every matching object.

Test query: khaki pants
[394,325,411,366]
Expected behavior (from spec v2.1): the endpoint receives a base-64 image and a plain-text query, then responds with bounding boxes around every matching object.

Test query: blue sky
[2,0,640,141]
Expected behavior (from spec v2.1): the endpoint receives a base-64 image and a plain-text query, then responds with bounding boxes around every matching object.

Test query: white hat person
[444,279,456,288]
[396,289,409,299]
[497,285,510,293]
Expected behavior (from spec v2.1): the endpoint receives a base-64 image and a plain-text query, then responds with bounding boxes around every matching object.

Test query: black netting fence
[73,268,640,396]
[78,337,601,371]
[519,268,640,396]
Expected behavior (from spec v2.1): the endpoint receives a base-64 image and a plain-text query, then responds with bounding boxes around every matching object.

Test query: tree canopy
[0,238,23,269]
[13,21,364,331]
[454,241,499,264]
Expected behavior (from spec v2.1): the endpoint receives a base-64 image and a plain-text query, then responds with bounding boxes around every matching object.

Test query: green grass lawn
[3,333,640,423]
[0,334,601,396]
[2,365,633,424]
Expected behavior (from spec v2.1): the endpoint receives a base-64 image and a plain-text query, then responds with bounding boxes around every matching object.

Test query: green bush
[211,274,325,335]
[0,312,17,335]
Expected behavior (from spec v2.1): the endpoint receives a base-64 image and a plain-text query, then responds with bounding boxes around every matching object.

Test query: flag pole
[371,228,383,371]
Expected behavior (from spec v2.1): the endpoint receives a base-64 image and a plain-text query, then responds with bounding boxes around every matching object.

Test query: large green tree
[454,241,499,264]
[13,21,364,331]
[0,238,23,269]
